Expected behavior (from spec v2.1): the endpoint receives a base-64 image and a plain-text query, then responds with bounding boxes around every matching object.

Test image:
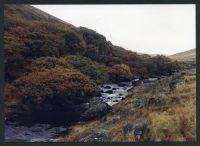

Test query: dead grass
[57,120,100,142]
[145,72,196,141]
[57,70,196,142]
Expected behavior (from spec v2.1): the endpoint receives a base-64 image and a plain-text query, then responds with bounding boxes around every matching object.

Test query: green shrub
[65,55,110,84]
[79,27,112,63]
[64,30,86,55]
[147,55,180,76]
[28,57,73,72]
[25,32,60,57]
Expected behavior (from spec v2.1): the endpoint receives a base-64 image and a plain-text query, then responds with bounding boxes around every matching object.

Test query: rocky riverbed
[5,121,71,142]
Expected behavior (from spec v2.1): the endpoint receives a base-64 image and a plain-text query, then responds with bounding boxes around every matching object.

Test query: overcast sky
[33,4,195,55]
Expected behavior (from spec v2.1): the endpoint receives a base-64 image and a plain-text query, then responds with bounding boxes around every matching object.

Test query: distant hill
[169,49,196,61]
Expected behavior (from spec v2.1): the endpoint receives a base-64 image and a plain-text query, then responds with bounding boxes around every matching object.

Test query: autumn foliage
[4,83,22,99]
[109,64,133,82]
[12,69,98,114]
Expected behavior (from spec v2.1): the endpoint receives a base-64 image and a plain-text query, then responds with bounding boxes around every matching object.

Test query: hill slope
[4,4,180,82]
[169,49,196,61]
[4,4,196,142]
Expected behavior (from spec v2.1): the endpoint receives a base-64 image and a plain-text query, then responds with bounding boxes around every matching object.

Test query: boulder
[79,98,112,121]
[133,96,162,111]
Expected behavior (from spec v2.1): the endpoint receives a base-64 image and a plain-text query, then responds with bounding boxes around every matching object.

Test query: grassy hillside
[169,49,196,61]
[4,4,180,82]
[57,69,196,142]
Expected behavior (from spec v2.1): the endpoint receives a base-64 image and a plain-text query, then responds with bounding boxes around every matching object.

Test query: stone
[169,79,185,91]
[104,116,120,125]
[134,126,143,141]
[104,85,112,89]
[132,80,140,86]
[79,129,110,142]
[105,90,114,94]
[123,123,133,136]
[123,119,147,141]
[80,100,112,121]
[148,97,162,106]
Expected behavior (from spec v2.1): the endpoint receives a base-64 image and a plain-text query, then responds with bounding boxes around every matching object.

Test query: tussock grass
[145,72,196,141]
[57,70,196,142]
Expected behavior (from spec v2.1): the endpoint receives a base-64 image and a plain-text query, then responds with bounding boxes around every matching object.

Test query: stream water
[98,81,133,106]
[5,79,148,142]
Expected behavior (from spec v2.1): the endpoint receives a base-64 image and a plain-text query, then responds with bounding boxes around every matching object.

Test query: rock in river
[105,90,114,94]
[104,85,112,89]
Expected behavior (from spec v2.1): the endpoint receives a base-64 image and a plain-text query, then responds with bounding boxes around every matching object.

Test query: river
[5,78,153,142]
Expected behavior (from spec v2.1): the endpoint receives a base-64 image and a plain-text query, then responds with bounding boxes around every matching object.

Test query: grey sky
[33,4,195,55]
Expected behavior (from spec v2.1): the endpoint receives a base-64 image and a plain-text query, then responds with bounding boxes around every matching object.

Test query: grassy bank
[57,69,196,142]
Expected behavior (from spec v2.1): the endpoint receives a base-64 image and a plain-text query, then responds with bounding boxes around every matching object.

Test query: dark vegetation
[4,5,181,120]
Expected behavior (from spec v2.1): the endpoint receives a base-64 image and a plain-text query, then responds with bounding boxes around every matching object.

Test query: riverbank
[56,69,196,142]
[5,69,196,142]
[5,78,140,142]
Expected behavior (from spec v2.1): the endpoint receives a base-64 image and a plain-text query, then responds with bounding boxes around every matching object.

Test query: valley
[3,4,196,142]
